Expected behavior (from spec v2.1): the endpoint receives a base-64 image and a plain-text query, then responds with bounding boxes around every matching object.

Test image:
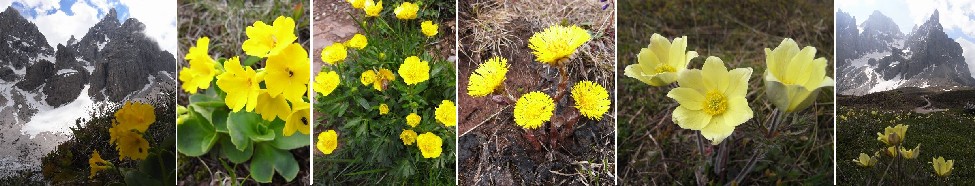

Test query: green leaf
[123,169,162,186]
[355,97,371,110]
[250,143,300,183]
[212,107,230,133]
[219,133,253,164]
[268,119,311,150]
[227,112,275,151]
[175,110,218,156]
[242,55,262,66]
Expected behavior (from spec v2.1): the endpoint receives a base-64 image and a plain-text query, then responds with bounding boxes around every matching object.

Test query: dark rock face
[0,7,54,69]
[43,69,88,106]
[835,10,860,68]
[14,60,54,91]
[859,10,904,53]
[0,67,14,82]
[86,17,176,102]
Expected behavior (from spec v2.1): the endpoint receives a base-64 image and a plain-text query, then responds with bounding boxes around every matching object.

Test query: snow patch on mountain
[21,85,93,138]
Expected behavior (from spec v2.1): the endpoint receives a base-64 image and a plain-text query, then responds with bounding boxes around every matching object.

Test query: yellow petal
[672,106,711,130]
[667,87,704,110]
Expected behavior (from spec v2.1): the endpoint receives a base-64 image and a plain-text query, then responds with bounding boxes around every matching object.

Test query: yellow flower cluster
[666,57,753,145]
[406,113,421,128]
[435,100,456,127]
[416,132,442,158]
[400,129,417,145]
[513,91,555,130]
[317,130,338,154]
[398,56,431,85]
[528,25,591,65]
[421,21,438,37]
[571,81,611,120]
[109,101,155,161]
[241,16,297,58]
[178,37,217,94]
[467,56,509,97]
[394,2,419,20]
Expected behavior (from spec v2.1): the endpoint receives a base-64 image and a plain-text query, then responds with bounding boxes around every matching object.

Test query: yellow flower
[467,56,508,97]
[113,101,155,134]
[394,2,419,20]
[216,57,262,112]
[852,152,878,168]
[933,156,954,177]
[114,130,150,161]
[179,37,217,94]
[345,34,368,50]
[254,91,291,121]
[379,104,389,115]
[885,146,899,158]
[317,130,338,154]
[666,57,753,145]
[406,113,421,128]
[421,21,438,37]
[374,68,395,91]
[241,16,297,58]
[876,124,908,146]
[513,91,555,130]
[900,144,920,159]
[321,43,348,65]
[764,38,834,112]
[176,105,189,125]
[347,0,365,9]
[265,43,310,103]
[528,25,591,65]
[360,70,377,85]
[400,129,417,145]
[363,0,382,17]
[624,34,697,86]
[571,81,611,120]
[435,100,456,127]
[398,56,430,85]
[284,100,311,136]
[314,70,340,97]
[88,150,111,179]
[416,132,442,158]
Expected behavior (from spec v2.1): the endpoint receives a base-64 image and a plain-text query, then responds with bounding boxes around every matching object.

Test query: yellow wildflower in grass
[394,2,419,20]
[216,57,262,112]
[932,156,954,177]
[527,25,591,65]
[764,38,834,112]
[179,37,217,94]
[254,91,291,121]
[114,130,150,160]
[317,130,338,154]
[241,16,297,58]
[852,152,878,168]
[624,34,697,86]
[347,0,365,9]
[379,104,390,115]
[321,43,348,64]
[88,150,111,179]
[421,21,438,37]
[265,43,310,103]
[284,100,311,136]
[345,34,368,50]
[374,68,395,91]
[113,101,155,133]
[513,91,555,130]
[313,71,340,97]
[435,100,456,127]
[363,0,382,17]
[467,56,509,97]
[400,129,418,145]
[406,113,421,128]
[360,70,377,85]
[666,57,753,145]
[416,132,442,158]
[398,56,430,85]
[900,144,920,159]
[571,81,611,120]
[885,146,899,158]
[876,124,908,146]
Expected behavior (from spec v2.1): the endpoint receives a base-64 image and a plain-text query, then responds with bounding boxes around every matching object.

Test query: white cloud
[15,0,57,12]
[119,0,176,55]
[28,0,101,48]
[905,0,975,37]
[957,38,975,79]
[0,0,13,9]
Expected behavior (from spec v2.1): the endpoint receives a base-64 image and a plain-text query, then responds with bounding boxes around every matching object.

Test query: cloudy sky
[0,0,176,56]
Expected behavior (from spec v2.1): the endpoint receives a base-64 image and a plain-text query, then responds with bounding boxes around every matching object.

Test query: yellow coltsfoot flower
[379,104,390,115]
[400,129,417,145]
[265,43,310,103]
[528,25,591,65]
[624,34,697,86]
[764,38,834,112]
[421,21,438,37]
[284,100,311,136]
[216,57,262,112]
[398,56,430,85]
[394,2,419,20]
[179,37,218,94]
[933,156,954,177]
[363,0,382,17]
[900,144,920,159]
[467,56,509,97]
[435,100,456,127]
[513,91,555,130]
[88,150,112,179]
[852,152,878,167]
[345,34,368,50]
[571,81,611,120]
[317,130,338,154]
[254,91,291,121]
[416,132,442,158]
[321,43,348,65]
[406,112,421,128]
[666,56,753,145]
[314,70,340,97]
[242,16,297,58]
[876,124,908,146]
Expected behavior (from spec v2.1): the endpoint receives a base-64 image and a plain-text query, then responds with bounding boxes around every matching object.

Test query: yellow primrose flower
[114,130,149,160]
[363,0,382,17]
[764,38,834,112]
[900,144,920,159]
[347,0,365,9]
[265,43,310,103]
[416,132,442,158]
[933,156,954,177]
[321,43,348,65]
[394,2,419,20]
[216,57,262,112]
[88,150,111,179]
[624,34,697,86]
[513,91,555,130]
[467,56,509,97]
[406,113,421,128]
[528,25,591,65]
[666,57,753,145]
[571,81,611,120]
[314,70,340,97]
[345,34,368,50]
[435,100,456,127]
[179,37,217,94]
[113,101,155,134]
[421,21,438,37]
[284,100,311,136]
[317,130,338,154]
[400,129,417,145]
[241,16,297,58]
[876,124,908,146]
[398,56,430,85]
[254,91,291,121]
[360,70,377,85]
[379,104,389,115]
[852,152,877,168]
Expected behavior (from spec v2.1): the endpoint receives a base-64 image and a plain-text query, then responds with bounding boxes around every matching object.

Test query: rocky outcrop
[14,60,54,91]
[0,7,54,69]
[835,10,859,68]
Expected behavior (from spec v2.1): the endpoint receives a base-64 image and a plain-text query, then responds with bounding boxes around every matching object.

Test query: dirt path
[914,96,947,114]
[311,0,359,88]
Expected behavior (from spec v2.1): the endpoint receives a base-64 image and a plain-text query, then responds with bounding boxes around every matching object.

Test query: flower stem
[552,64,570,103]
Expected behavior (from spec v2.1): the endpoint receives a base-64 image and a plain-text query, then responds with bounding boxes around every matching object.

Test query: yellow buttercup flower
[467,56,509,97]
[624,34,697,86]
[406,113,421,128]
[254,91,291,121]
[528,25,591,65]
[114,130,150,160]
[416,132,442,158]
[216,57,262,112]
[421,21,438,37]
[314,70,340,97]
[360,70,377,85]
[347,0,365,9]
[265,43,310,103]
[321,43,348,65]
[400,129,417,145]
[398,56,430,85]
[284,100,311,136]
[317,130,338,154]
[113,101,155,134]
[394,2,419,20]
[88,150,111,179]
[876,124,908,146]
[900,144,920,159]
[764,38,834,112]
[379,104,389,115]
[374,68,394,91]
[435,100,456,127]
[513,91,555,130]
[345,34,368,50]
[363,0,382,17]
[666,57,753,145]
[571,81,611,120]
[241,16,297,58]
[933,156,954,177]
[179,37,217,94]
[852,152,877,168]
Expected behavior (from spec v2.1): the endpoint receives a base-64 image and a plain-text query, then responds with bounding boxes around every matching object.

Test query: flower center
[655,64,676,74]
[701,91,728,115]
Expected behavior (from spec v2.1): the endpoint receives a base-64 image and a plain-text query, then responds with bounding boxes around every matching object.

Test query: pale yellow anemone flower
[933,156,954,177]
[666,56,753,145]
[852,152,878,167]
[624,33,697,86]
[876,124,908,146]
[764,38,834,112]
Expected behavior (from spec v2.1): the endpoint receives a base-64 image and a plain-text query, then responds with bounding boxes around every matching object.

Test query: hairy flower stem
[695,132,709,186]
[765,109,789,138]
[552,64,570,102]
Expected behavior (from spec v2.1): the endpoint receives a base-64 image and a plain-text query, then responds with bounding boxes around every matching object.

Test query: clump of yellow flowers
[91,101,156,179]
